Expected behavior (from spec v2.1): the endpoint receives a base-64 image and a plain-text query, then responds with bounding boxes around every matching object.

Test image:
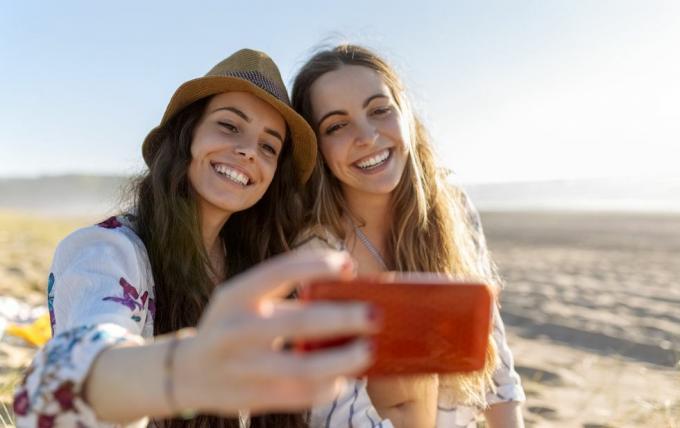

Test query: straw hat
[142,49,317,183]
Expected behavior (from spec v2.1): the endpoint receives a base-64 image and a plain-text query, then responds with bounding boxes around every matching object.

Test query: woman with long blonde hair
[292,45,525,428]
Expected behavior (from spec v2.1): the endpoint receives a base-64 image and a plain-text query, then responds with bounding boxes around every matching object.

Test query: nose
[355,121,378,147]
[233,141,256,161]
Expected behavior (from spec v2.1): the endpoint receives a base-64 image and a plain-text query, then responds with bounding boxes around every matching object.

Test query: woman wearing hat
[13,49,378,427]
[291,45,525,427]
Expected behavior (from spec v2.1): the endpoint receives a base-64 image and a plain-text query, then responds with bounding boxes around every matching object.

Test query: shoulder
[51,214,153,304]
[443,181,482,229]
[293,225,345,251]
[54,215,147,266]
[49,215,155,334]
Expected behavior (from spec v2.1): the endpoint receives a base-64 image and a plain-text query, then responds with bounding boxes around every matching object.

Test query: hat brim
[142,76,316,184]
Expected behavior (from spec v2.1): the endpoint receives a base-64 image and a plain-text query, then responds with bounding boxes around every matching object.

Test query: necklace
[352,222,390,271]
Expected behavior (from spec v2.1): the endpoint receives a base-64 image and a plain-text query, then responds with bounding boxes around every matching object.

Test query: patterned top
[294,195,525,428]
[13,216,155,428]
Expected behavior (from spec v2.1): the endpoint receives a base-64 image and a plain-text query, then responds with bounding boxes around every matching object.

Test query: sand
[483,211,680,427]
[1,210,679,427]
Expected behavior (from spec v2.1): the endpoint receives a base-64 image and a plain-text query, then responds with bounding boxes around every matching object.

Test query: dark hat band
[221,70,290,104]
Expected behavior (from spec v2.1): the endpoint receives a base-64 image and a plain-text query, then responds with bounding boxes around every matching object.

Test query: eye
[260,143,278,157]
[371,106,392,117]
[325,122,347,135]
[218,121,238,133]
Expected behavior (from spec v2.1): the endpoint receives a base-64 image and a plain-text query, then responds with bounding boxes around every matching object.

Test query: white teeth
[356,149,390,169]
[213,164,249,186]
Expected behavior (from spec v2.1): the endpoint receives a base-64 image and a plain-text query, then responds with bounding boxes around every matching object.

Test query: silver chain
[352,223,390,271]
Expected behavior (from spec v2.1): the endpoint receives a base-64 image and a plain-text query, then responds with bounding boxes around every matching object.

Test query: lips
[353,148,392,170]
[211,162,252,186]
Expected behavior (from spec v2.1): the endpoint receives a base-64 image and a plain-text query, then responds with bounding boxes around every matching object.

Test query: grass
[0,210,94,427]
[0,368,22,428]
[0,210,93,302]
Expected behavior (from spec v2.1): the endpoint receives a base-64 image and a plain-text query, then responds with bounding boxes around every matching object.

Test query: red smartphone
[297,274,493,376]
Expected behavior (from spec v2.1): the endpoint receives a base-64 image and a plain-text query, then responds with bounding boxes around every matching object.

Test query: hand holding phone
[298,274,493,376]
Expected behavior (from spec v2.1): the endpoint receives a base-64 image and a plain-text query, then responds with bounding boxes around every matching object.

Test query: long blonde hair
[292,44,502,407]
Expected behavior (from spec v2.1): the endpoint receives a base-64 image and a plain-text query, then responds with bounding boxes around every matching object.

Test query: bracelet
[164,332,197,419]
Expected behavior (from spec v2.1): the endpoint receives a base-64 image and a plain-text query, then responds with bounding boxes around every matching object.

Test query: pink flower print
[54,381,76,411]
[102,277,143,312]
[119,277,139,299]
[37,414,56,428]
[13,389,29,416]
[97,216,122,229]
[148,297,156,319]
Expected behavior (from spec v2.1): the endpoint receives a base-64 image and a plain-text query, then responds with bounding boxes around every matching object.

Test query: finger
[213,249,356,312]
[216,302,380,348]
[265,301,381,341]
[237,338,375,380]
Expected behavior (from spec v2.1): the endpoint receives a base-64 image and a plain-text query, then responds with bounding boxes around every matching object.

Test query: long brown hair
[292,44,502,407]
[129,96,307,427]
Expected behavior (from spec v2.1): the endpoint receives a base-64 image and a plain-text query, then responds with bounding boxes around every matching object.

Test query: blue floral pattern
[14,324,135,427]
[47,272,56,335]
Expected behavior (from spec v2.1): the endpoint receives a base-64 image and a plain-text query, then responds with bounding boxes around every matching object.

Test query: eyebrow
[265,129,284,144]
[212,106,251,122]
[362,94,388,108]
[212,106,284,144]
[316,93,389,129]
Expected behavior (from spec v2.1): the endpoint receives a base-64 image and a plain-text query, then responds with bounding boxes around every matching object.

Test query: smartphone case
[299,277,493,376]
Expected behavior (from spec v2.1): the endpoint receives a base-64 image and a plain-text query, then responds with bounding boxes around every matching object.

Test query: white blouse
[13,216,154,427]
[295,196,525,428]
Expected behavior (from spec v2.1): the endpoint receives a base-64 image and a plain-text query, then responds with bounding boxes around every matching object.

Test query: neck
[343,186,392,245]
[198,202,230,273]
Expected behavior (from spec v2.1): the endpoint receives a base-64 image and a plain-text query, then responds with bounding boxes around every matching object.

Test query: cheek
[264,162,278,185]
[320,139,346,170]
[391,117,411,153]
[187,158,204,190]
[190,126,222,158]
[187,142,204,183]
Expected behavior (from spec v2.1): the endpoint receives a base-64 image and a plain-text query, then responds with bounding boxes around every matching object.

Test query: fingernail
[366,305,383,324]
[340,259,356,274]
[366,338,377,354]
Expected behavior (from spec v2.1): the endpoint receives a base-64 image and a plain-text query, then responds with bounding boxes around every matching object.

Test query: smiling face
[188,91,286,222]
[310,65,410,200]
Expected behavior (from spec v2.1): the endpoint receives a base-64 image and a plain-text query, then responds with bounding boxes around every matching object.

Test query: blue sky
[2,1,679,183]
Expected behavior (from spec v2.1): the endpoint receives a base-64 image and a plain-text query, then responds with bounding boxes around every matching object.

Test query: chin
[349,180,401,197]
[210,196,258,215]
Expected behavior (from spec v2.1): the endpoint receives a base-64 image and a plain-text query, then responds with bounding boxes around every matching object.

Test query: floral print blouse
[13,216,154,427]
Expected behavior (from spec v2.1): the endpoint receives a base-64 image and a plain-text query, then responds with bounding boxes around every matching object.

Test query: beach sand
[483,211,680,427]
[1,210,679,427]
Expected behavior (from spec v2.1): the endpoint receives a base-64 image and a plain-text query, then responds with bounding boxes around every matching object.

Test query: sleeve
[459,189,503,289]
[485,306,525,405]
[459,190,525,403]
[13,221,154,428]
[309,378,394,428]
